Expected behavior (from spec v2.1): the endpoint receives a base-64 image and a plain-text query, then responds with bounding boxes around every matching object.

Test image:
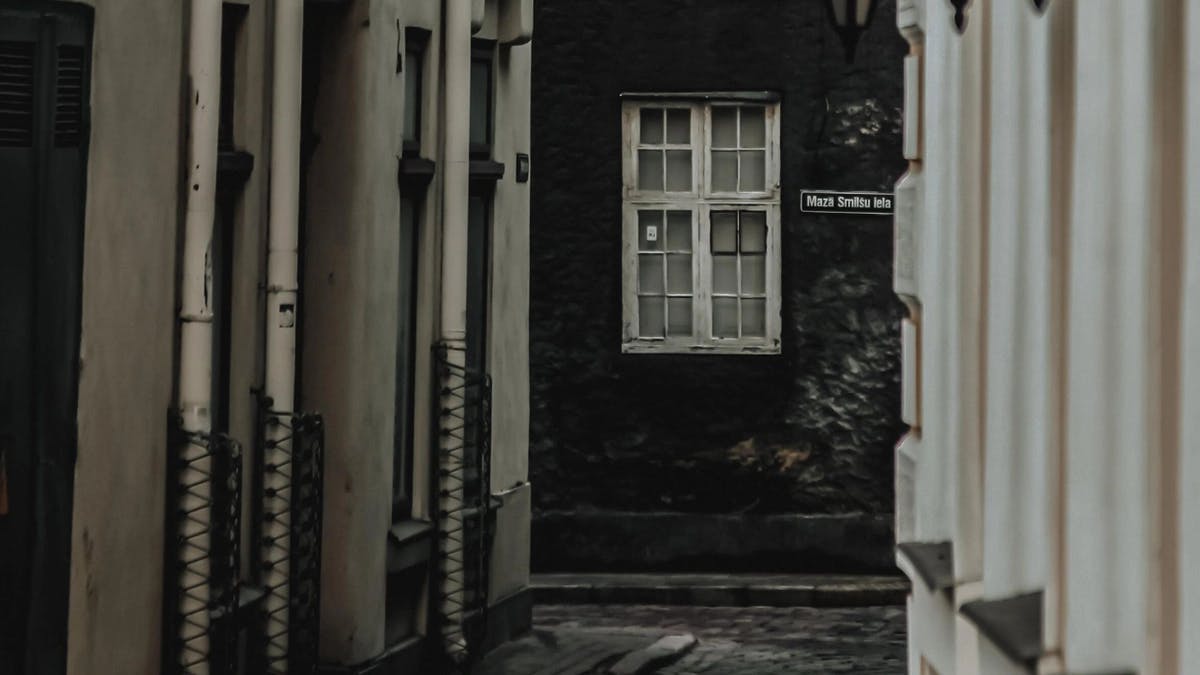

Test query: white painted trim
[621,97,782,355]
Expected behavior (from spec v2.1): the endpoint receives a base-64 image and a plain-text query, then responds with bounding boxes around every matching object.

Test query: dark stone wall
[530,0,908,515]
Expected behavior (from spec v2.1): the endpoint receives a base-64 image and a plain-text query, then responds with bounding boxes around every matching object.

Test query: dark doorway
[0,3,91,675]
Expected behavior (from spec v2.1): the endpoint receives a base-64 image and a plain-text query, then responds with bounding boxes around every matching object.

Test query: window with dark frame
[469,39,494,159]
[393,26,432,520]
[212,2,251,435]
[402,26,428,158]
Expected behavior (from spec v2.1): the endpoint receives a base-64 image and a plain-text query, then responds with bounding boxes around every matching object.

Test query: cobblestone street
[477,604,907,674]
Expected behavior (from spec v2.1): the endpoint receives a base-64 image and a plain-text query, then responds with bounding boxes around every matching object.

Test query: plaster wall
[1179,1,1200,668]
[65,2,186,673]
[980,0,1055,605]
[302,0,531,662]
[481,18,533,603]
[903,0,1189,671]
[302,0,401,663]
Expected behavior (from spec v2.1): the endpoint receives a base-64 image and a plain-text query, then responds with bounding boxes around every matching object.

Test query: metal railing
[434,343,495,672]
[163,414,243,675]
[252,406,325,675]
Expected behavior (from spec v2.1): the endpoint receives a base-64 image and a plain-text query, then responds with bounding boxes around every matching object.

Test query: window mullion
[622,201,638,343]
[696,204,712,344]
[767,203,782,345]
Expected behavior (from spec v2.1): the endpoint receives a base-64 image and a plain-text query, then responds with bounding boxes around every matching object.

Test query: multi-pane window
[622,96,781,354]
[402,27,428,156]
[469,40,494,158]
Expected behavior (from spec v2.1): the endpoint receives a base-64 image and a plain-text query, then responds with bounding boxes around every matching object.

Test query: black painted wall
[530,0,908,515]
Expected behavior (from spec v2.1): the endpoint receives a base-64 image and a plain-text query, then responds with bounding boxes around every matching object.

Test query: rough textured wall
[530,0,907,514]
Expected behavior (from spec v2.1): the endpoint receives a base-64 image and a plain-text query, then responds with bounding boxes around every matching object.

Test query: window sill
[621,340,781,355]
[896,541,954,594]
[469,159,505,182]
[959,591,1043,672]
[216,149,254,193]
[387,519,434,574]
[398,155,435,191]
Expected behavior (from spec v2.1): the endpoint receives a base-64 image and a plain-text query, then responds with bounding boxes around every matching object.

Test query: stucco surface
[67,2,185,673]
[529,0,907,515]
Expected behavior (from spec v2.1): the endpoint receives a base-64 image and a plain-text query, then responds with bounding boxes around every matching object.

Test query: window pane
[470,58,490,146]
[740,150,765,191]
[639,296,665,337]
[742,298,766,337]
[667,297,693,336]
[638,254,664,293]
[740,212,767,252]
[640,107,663,144]
[712,150,737,192]
[713,297,739,337]
[403,51,421,142]
[667,254,692,293]
[638,210,663,251]
[666,211,692,251]
[666,108,690,143]
[740,106,765,147]
[741,255,765,295]
[713,256,738,294]
[712,107,737,147]
[711,212,738,253]
[665,150,692,192]
[638,150,663,191]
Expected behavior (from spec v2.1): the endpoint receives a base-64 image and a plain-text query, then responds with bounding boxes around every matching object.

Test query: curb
[532,511,896,574]
[531,573,909,607]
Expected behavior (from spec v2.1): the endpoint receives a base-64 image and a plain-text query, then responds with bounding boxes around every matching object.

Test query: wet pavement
[475,603,907,674]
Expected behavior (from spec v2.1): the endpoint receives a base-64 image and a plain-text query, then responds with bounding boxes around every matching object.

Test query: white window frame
[621,95,782,355]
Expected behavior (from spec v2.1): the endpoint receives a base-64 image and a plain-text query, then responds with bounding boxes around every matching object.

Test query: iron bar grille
[251,407,324,675]
[434,343,494,671]
[163,413,243,675]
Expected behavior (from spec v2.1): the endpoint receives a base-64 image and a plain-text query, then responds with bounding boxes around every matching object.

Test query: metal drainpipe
[176,0,222,672]
[438,0,472,662]
[262,0,304,670]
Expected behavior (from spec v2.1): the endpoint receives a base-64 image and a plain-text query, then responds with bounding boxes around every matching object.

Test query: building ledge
[398,156,435,191]
[959,591,1042,672]
[896,541,953,593]
[387,519,434,574]
[216,149,254,193]
[469,159,505,183]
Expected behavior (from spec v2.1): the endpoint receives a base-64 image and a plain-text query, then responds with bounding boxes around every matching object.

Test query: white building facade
[0,0,532,674]
[895,0,1200,673]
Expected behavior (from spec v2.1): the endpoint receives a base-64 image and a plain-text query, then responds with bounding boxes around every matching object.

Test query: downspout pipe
[262,0,304,670]
[438,0,471,662]
[176,0,222,672]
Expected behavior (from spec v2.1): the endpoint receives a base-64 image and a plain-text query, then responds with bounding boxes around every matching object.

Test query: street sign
[801,190,894,216]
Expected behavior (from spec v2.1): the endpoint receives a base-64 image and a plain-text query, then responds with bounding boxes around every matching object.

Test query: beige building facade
[0,0,532,673]
[896,0,1200,673]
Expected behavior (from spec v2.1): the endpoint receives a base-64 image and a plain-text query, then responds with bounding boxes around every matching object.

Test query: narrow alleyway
[477,604,906,674]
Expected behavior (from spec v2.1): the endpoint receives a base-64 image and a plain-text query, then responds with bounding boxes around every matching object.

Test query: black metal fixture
[826,0,877,63]
[516,153,530,183]
[1031,0,1048,12]
[950,0,970,32]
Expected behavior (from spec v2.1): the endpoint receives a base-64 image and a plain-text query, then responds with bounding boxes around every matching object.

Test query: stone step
[531,573,909,608]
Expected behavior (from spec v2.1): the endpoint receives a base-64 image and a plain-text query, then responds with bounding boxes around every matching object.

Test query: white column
[262,0,304,670]
[176,1,222,672]
[438,0,472,662]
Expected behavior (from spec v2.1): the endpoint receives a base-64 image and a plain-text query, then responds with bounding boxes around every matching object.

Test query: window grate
[54,45,84,147]
[0,41,35,148]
